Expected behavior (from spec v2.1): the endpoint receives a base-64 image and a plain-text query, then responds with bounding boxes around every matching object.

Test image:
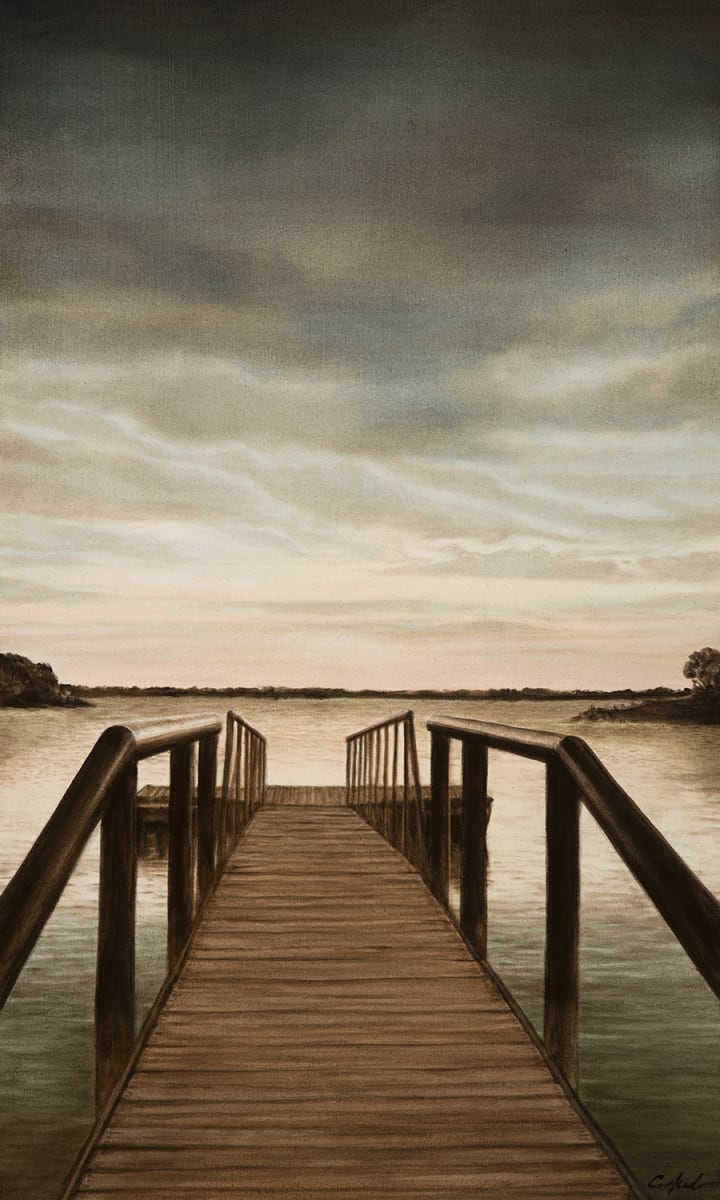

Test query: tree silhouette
[682,647,720,697]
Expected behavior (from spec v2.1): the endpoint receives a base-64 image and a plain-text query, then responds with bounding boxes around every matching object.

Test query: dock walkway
[75,796,632,1199]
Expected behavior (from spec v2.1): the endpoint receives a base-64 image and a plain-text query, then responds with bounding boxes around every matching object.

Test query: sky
[1,0,718,690]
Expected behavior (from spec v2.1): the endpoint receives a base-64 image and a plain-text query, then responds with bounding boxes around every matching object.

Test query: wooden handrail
[0,714,220,1009]
[0,723,136,1013]
[219,711,267,868]
[346,709,414,742]
[424,715,720,1088]
[0,710,271,1117]
[345,712,426,871]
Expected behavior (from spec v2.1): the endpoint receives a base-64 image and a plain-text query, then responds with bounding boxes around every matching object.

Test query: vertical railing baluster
[366,735,371,822]
[366,732,373,824]
[95,762,137,1112]
[236,725,244,830]
[402,720,410,860]
[372,724,376,830]
[221,715,235,865]
[247,732,254,819]
[391,722,399,850]
[197,732,219,899]
[363,735,369,820]
[544,759,581,1088]
[255,735,261,811]
[408,714,423,874]
[168,743,195,968]
[248,729,255,821]
[349,739,357,806]
[352,738,357,807]
[460,740,489,960]
[221,713,233,802]
[375,729,381,830]
[256,735,261,810]
[363,733,368,821]
[430,729,450,905]
[263,738,267,804]
[256,735,261,809]
[254,733,260,813]
[382,726,389,839]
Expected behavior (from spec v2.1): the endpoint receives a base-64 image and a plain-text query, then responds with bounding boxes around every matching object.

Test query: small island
[0,653,90,708]
[576,647,720,724]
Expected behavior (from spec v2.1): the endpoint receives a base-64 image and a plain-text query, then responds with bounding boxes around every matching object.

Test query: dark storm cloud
[0,205,308,309]
[3,0,717,410]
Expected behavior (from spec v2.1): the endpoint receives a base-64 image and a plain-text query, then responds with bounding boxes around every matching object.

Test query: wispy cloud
[1,1,718,687]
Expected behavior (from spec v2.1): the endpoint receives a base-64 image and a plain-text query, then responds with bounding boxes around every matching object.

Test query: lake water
[1,696,719,1197]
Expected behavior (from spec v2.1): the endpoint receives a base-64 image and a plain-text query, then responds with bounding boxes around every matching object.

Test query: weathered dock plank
[73,804,632,1199]
[265,786,348,806]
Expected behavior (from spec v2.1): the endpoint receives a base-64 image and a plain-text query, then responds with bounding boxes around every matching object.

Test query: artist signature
[648,1173,715,1195]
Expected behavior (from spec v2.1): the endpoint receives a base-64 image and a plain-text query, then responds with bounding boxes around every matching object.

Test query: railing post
[544,758,581,1088]
[95,762,137,1112]
[168,742,195,968]
[430,729,450,905]
[197,732,219,899]
[460,740,489,960]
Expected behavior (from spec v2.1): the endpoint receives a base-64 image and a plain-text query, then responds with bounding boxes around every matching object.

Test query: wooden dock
[74,793,632,1199]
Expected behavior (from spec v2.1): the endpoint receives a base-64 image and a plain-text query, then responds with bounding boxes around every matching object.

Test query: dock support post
[544,759,580,1088]
[430,730,450,906]
[460,741,489,960]
[168,743,195,968]
[95,762,137,1112]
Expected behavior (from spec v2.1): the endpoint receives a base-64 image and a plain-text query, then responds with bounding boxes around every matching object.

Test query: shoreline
[575,696,720,724]
[72,684,685,703]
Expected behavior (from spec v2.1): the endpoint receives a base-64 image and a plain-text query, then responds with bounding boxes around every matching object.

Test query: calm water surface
[1,696,718,1197]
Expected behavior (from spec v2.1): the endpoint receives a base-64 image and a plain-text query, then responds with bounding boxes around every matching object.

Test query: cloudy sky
[1,1,718,689]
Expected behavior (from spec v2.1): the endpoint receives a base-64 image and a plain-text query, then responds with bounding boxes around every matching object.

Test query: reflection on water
[1,696,719,1197]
